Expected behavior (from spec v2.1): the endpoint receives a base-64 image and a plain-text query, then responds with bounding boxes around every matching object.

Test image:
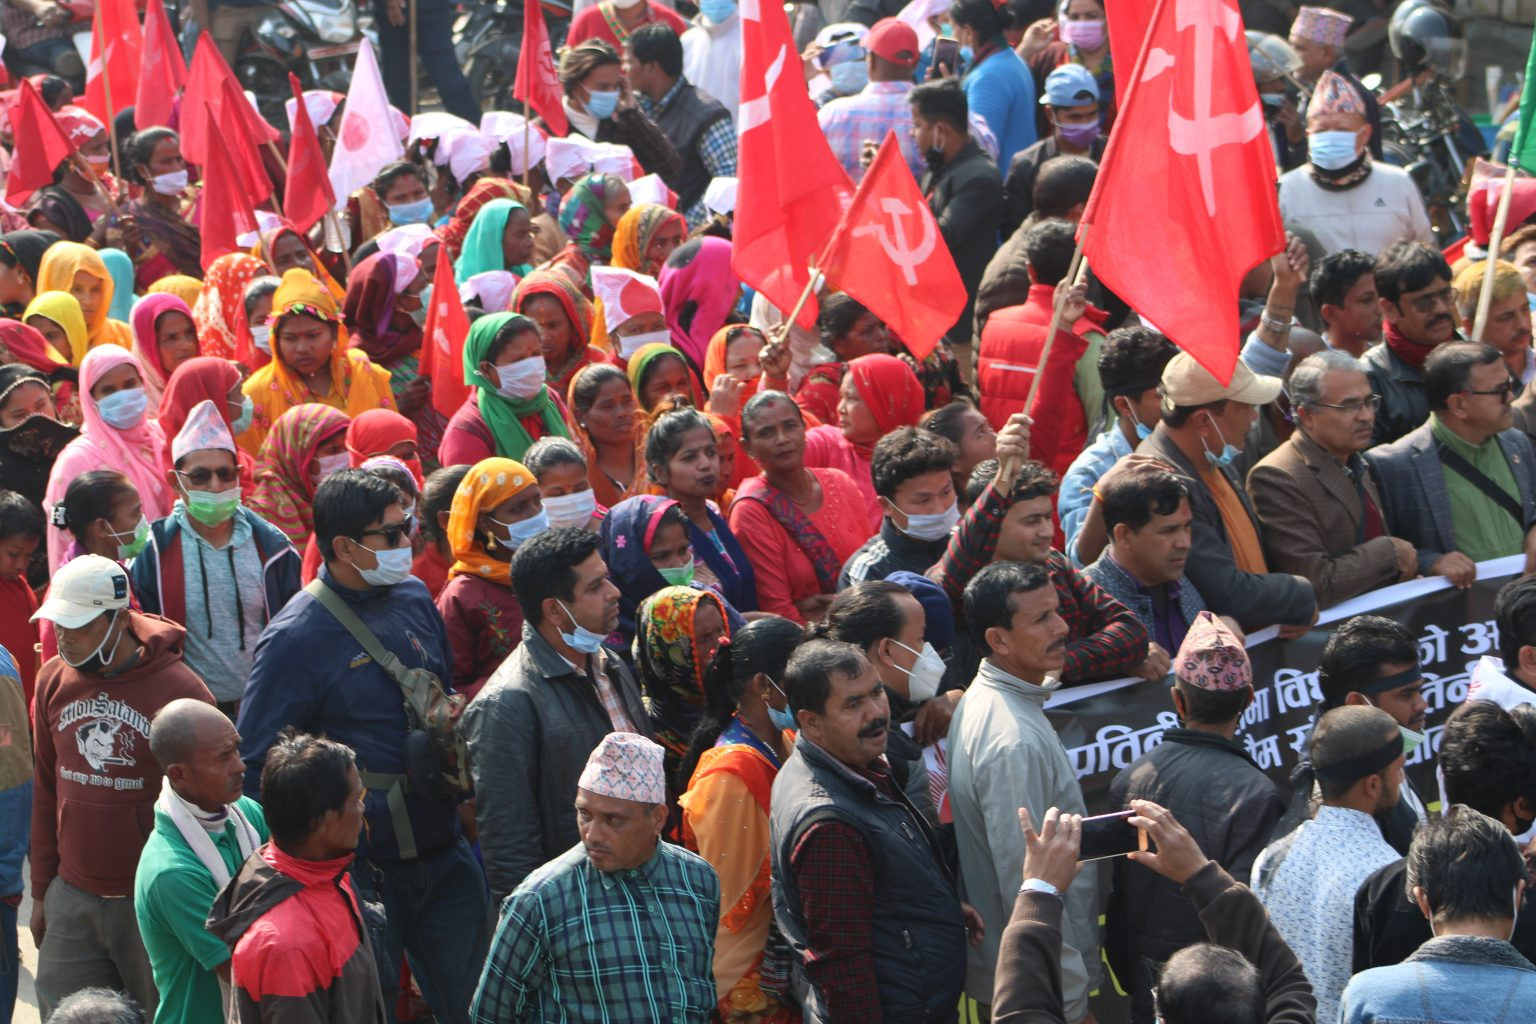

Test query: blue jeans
[373,0,482,124]
[0,900,16,1024]
[352,839,489,1024]
[0,780,28,1024]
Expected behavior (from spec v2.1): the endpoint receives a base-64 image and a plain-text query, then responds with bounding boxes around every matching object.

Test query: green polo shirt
[133,796,268,1024]
[1431,414,1526,562]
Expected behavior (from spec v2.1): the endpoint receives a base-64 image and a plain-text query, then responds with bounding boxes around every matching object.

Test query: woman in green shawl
[452,199,539,287]
[438,312,573,464]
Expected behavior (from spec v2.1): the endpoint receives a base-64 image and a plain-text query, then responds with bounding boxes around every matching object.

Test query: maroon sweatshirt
[31,611,213,898]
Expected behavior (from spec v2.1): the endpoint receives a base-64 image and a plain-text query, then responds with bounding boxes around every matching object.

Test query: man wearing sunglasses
[1368,342,1536,585]
[1363,242,1460,447]
[129,400,301,719]
[237,468,491,1024]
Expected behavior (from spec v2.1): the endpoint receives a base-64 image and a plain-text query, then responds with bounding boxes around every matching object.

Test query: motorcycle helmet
[1389,0,1467,80]
[1246,31,1301,85]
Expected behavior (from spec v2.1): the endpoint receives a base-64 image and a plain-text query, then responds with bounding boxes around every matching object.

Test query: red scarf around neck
[1384,319,1438,371]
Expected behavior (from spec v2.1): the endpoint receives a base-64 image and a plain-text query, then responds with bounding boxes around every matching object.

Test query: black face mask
[923,140,947,172]
[0,411,77,460]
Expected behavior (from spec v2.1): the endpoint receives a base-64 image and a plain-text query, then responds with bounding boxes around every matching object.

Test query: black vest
[653,81,732,214]
[770,736,968,1023]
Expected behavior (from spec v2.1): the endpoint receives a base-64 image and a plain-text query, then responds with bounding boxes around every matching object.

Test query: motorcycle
[457,0,569,114]
[1377,75,1484,245]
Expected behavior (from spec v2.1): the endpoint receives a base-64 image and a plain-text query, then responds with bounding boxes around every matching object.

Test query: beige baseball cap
[1160,352,1283,408]
[31,554,132,630]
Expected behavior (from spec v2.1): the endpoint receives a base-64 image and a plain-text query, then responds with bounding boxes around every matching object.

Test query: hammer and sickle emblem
[852,197,937,286]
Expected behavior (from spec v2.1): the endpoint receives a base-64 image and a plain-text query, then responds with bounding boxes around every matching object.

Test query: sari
[249,403,351,543]
[254,226,345,305]
[193,253,267,363]
[544,172,625,289]
[239,269,395,455]
[566,361,645,511]
[627,341,705,415]
[512,269,603,396]
[129,292,198,412]
[611,203,686,277]
[438,178,532,260]
[126,194,204,282]
[35,242,134,351]
[344,253,423,365]
[43,345,171,571]
[22,292,89,367]
[453,199,532,285]
[158,356,256,489]
[702,324,766,409]
[802,352,924,530]
[632,584,731,759]
[0,320,68,371]
[658,237,739,372]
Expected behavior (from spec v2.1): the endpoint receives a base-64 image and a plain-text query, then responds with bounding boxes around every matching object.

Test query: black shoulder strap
[1435,441,1524,525]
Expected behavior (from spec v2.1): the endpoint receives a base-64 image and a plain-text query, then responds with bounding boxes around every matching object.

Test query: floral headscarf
[611,203,686,277]
[255,226,345,304]
[558,172,625,262]
[439,178,532,260]
[446,456,537,585]
[193,253,267,363]
[23,292,88,367]
[36,242,133,350]
[249,403,351,543]
[633,584,730,758]
[129,292,198,411]
[454,199,531,285]
[513,269,596,390]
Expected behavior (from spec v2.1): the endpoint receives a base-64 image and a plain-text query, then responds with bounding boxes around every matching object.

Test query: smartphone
[1078,810,1146,862]
[931,38,959,78]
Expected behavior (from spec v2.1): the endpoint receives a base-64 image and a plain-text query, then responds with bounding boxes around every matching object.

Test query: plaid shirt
[929,480,1149,682]
[817,81,925,183]
[638,78,738,227]
[471,840,721,1023]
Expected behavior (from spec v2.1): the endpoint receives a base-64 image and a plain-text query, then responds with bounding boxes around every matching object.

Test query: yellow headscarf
[238,268,396,455]
[447,457,538,585]
[35,241,133,351]
[146,275,205,308]
[23,291,90,367]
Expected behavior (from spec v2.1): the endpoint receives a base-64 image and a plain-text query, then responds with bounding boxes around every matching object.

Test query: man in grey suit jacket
[1367,342,1536,581]
[1135,354,1317,633]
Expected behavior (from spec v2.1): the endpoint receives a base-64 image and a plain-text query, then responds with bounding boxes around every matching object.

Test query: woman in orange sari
[678,617,804,1024]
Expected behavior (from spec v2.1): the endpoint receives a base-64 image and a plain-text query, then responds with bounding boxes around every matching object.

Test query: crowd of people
[2,0,1536,1022]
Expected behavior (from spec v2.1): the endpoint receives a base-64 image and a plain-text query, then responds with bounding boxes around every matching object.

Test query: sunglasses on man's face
[357,512,416,547]
[176,466,240,487]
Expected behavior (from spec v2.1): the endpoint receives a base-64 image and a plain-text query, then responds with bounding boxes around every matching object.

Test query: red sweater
[0,577,38,707]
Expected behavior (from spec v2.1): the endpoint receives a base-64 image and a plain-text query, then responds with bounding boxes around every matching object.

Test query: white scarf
[156,776,262,889]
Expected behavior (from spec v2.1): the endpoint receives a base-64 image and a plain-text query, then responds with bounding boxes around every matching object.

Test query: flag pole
[95,15,123,181]
[408,0,420,117]
[1473,161,1520,341]
[523,103,533,192]
[1023,227,1091,411]
[263,140,288,216]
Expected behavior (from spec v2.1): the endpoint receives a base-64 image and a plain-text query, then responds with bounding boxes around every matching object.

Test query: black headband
[1313,731,1405,784]
[1358,664,1423,695]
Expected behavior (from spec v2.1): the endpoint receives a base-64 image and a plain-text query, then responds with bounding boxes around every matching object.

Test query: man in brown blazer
[1248,350,1418,609]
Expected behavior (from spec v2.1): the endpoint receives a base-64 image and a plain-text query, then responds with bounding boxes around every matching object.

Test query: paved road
[15,873,40,1024]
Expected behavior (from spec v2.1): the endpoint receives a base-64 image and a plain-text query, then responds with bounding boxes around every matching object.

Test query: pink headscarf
[658,237,739,372]
[43,345,172,571]
[130,292,197,412]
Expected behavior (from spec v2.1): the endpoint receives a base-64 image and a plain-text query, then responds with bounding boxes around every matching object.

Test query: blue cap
[887,571,957,653]
[1040,63,1100,107]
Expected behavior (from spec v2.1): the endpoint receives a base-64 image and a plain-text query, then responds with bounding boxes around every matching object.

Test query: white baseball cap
[31,554,132,629]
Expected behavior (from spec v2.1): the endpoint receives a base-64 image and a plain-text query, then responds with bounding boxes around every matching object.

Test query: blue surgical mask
[829,61,868,96]
[1309,129,1361,171]
[1134,420,1153,440]
[491,508,550,551]
[586,90,620,120]
[97,387,149,430]
[765,676,796,733]
[699,0,735,23]
[231,394,255,436]
[959,45,975,67]
[557,599,607,654]
[353,543,414,587]
[419,284,433,316]
[387,197,435,226]
[1200,412,1239,470]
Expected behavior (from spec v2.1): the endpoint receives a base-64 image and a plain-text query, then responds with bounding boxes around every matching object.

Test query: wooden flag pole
[1023,227,1091,412]
[1473,161,1520,341]
[263,140,288,217]
[523,103,533,192]
[408,0,420,117]
[95,16,123,181]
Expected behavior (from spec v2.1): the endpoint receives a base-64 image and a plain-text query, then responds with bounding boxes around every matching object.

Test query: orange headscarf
[446,457,537,585]
[35,242,133,351]
[702,324,766,405]
[610,203,686,277]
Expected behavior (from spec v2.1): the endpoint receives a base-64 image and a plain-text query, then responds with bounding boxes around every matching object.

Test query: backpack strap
[304,580,411,692]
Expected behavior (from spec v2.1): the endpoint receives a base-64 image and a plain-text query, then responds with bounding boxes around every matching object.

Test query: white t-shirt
[1278,162,1435,257]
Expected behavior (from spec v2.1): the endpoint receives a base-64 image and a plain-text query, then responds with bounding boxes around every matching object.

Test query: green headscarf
[463,312,570,460]
[454,199,532,286]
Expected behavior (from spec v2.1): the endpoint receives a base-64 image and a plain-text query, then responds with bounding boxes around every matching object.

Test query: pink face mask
[1061,18,1106,50]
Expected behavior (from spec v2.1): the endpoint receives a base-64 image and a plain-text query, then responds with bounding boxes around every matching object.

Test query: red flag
[215,75,274,204]
[199,103,259,272]
[5,80,76,206]
[136,0,187,131]
[514,0,567,136]
[421,244,472,418]
[285,73,336,233]
[1104,0,1156,111]
[182,33,280,169]
[733,0,853,328]
[819,132,963,360]
[82,0,142,126]
[1080,0,1282,384]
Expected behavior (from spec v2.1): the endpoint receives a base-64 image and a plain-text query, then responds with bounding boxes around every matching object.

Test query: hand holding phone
[930,38,959,80]
[1078,810,1147,862]
[1126,799,1211,884]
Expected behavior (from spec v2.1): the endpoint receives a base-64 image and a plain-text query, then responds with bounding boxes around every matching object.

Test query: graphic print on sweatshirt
[58,690,151,782]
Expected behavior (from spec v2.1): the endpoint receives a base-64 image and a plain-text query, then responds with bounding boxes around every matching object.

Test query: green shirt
[1074,331,1108,439]
[133,796,268,1024]
[1430,414,1526,562]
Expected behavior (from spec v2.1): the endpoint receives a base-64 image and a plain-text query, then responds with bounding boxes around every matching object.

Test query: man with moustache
[770,639,981,1023]
[1363,242,1460,446]
[947,561,1099,1023]
[1453,260,1535,394]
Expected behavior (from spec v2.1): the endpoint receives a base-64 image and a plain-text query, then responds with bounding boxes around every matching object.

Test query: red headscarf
[193,253,267,365]
[346,408,423,486]
[158,356,256,488]
[343,252,422,364]
[848,353,924,448]
[439,178,532,260]
[0,318,68,372]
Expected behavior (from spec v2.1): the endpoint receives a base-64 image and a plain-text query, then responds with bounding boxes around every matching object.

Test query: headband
[1358,664,1423,694]
[1312,731,1404,783]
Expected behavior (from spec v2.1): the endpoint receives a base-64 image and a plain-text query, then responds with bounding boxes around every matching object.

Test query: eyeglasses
[175,466,240,487]
[1308,394,1382,414]
[356,512,416,546]
[1402,286,1454,316]
[1461,380,1515,403]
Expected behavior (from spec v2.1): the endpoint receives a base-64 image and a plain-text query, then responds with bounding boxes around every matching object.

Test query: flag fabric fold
[181,33,280,170]
[82,0,143,127]
[136,0,187,132]
[1512,25,1536,170]
[1080,0,1283,384]
[1104,0,1156,110]
[199,104,260,272]
[515,0,568,136]
[819,131,963,361]
[732,0,853,328]
[420,241,472,418]
[328,40,405,209]
[5,80,77,207]
[285,73,337,234]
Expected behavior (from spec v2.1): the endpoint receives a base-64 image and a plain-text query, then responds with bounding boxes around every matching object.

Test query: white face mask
[891,639,946,702]
[897,500,960,542]
[492,356,547,400]
[251,324,272,355]
[616,328,672,360]
[152,169,190,196]
[350,542,414,587]
[314,451,350,482]
[543,489,598,528]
